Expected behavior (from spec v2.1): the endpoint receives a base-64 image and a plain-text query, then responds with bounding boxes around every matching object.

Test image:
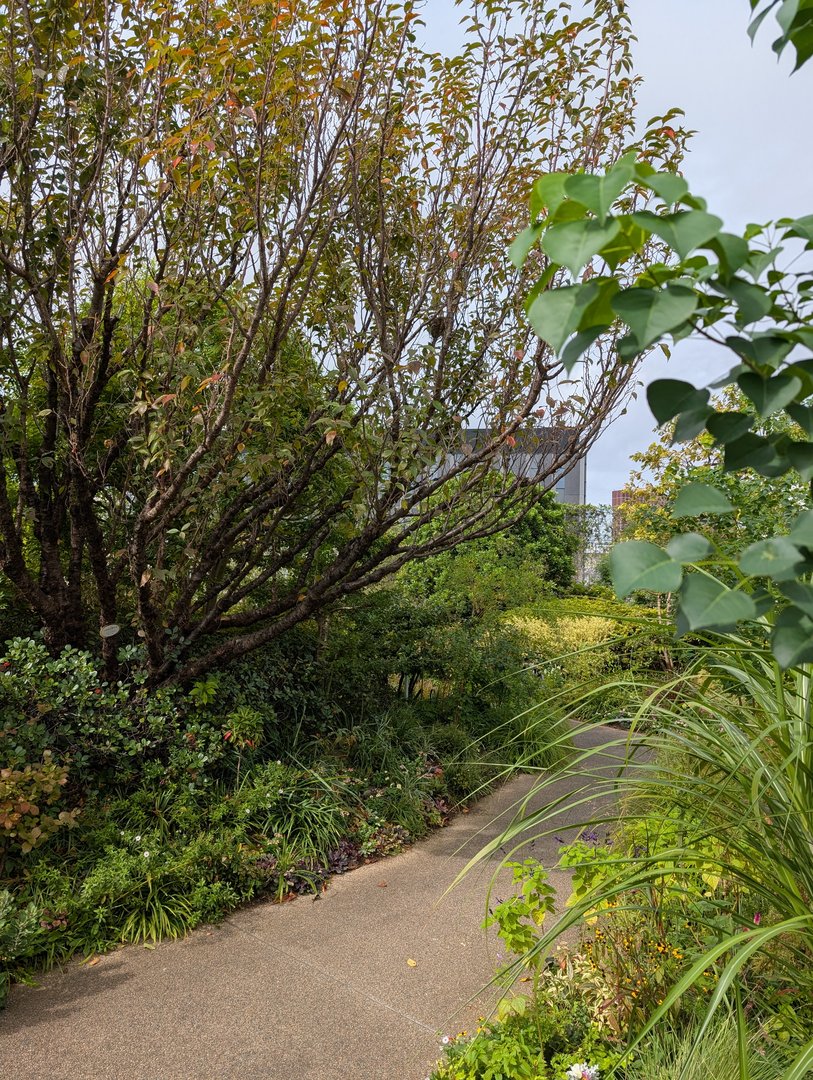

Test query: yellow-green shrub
[506,613,616,684]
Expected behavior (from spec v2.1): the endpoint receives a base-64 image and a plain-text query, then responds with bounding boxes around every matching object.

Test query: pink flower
[754,913,762,925]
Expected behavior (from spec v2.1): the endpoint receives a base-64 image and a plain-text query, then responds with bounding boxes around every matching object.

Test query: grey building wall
[447,427,587,505]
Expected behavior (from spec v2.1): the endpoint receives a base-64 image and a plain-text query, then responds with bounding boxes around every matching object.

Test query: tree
[0,0,683,682]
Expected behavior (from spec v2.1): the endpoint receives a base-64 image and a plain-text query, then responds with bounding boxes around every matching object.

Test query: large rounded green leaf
[679,573,757,631]
[646,379,708,425]
[672,482,735,518]
[564,157,635,221]
[739,536,806,581]
[772,606,813,669]
[612,285,698,349]
[526,283,598,354]
[632,210,723,259]
[610,540,683,598]
[540,218,621,278]
[738,371,804,416]
[666,532,713,564]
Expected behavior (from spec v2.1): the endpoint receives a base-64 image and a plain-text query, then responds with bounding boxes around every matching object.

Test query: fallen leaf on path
[377,881,388,888]
[84,956,100,966]
[407,958,417,967]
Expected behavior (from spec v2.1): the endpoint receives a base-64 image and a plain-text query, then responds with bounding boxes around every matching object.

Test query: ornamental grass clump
[460,636,813,1076]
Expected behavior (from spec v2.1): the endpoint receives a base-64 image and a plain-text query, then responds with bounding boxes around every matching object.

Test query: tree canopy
[0,0,681,681]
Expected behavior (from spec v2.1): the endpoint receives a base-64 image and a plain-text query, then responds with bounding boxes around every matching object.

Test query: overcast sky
[422,0,813,503]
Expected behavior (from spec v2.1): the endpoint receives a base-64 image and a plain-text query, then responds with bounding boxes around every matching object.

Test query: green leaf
[705,232,750,277]
[612,285,698,349]
[713,278,773,325]
[779,580,813,618]
[723,432,782,473]
[540,218,621,277]
[706,412,754,444]
[726,334,793,370]
[789,508,813,547]
[597,219,648,271]
[632,210,723,259]
[738,371,803,416]
[739,537,806,580]
[783,213,813,242]
[679,574,757,631]
[646,380,708,424]
[788,441,813,480]
[672,482,735,518]
[787,402,813,437]
[672,406,713,443]
[610,541,683,598]
[564,157,635,221]
[772,606,813,668]
[560,327,604,370]
[526,284,598,354]
[509,224,542,268]
[530,173,568,220]
[644,172,689,207]
[666,532,713,563]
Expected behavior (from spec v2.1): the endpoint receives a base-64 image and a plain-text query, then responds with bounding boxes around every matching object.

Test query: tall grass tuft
[463,635,813,1077]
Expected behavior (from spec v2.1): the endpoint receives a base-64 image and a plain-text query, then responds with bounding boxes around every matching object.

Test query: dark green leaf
[788,441,813,480]
[672,406,713,443]
[560,327,605,370]
[632,210,723,259]
[666,532,713,563]
[738,371,803,416]
[789,508,813,547]
[772,606,813,668]
[706,412,754,443]
[646,379,708,424]
[725,334,793,370]
[672,482,735,518]
[779,580,813,619]
[610,541,684,599]
[679,574,757,631]
[612,285,698,349]
[724,432,782,473]
[713,278,773,325]
[739,537,806,580]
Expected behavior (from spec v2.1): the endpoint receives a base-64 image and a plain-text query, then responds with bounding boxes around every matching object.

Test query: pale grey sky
[421,0,813,503]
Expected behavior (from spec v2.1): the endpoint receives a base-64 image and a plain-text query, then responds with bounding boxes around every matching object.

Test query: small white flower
[566,1066,599,1080]
[441,1036,450,1045]
[134,834,141,842]
[143,851,150,859]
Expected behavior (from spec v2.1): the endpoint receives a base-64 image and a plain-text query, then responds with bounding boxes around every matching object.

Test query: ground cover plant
[0,516,607,1003]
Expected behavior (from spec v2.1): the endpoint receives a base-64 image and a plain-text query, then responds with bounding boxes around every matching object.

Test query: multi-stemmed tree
[0,0,681,681]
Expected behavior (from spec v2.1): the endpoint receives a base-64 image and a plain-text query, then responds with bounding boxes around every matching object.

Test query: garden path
[0,723,628,1080]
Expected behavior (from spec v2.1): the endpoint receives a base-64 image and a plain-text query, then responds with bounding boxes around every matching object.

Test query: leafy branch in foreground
[512,151,813,665]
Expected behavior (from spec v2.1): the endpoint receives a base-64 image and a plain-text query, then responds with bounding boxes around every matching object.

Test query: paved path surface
[0,724,630,1080]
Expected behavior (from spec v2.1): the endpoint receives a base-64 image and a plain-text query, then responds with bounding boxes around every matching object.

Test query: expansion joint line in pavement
[229,919,439,1037]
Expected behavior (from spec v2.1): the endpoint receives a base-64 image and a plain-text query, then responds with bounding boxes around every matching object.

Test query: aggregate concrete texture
[0,723,630,1080]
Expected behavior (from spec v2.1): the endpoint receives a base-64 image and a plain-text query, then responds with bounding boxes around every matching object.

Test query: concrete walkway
[0,724,629,1080]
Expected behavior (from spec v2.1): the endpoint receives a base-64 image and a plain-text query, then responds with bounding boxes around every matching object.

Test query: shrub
[0,754,78,865]
[0,890,40,1007]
